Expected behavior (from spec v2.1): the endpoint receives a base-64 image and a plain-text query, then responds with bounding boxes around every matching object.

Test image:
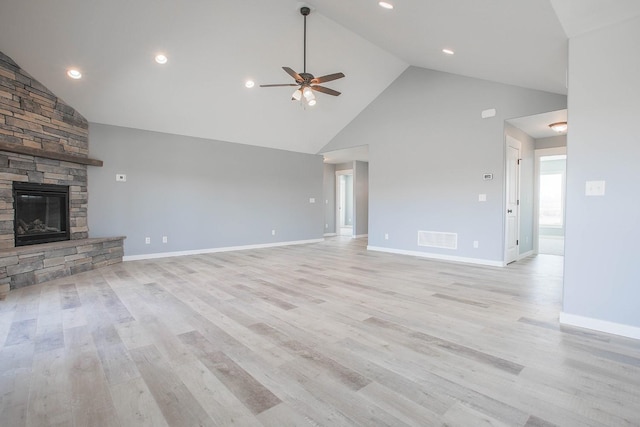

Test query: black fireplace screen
[13,182,70,246]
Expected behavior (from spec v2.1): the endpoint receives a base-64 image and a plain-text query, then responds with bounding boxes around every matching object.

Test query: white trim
[323,233,337,237]
[354,234,368,239]
[559,312,640,340]
[367,245,505,267]
[518,250,534,260]
[123,239,324,262]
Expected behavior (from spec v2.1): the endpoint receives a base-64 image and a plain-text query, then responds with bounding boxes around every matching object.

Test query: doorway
[535,148,567,255]
[336,170,354,237]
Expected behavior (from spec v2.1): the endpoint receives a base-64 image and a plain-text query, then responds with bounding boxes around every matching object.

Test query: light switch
[478,194,487,202]
[585,180,605,196]
[309,198,315,203]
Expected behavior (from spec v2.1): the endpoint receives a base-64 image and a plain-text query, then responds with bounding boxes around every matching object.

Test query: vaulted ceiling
[0,1,637,155]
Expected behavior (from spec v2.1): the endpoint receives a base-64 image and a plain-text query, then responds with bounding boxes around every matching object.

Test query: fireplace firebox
[13,182,70,246]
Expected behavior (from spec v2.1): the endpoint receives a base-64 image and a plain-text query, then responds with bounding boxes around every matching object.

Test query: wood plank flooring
[1,237,639,426]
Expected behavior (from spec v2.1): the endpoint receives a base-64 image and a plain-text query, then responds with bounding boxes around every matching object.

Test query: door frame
[335,169,354,237]
[504,135,521,264]
[534,147,567,254]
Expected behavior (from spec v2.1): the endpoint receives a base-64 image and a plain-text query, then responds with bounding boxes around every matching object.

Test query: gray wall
[88,123,324,256]
[320,66,566,262]
[335,162,353,172]
[354,161,369,236]
[536,135,567,149]
[505,124,536,255]
[323,163,336,234]
[563,16,640,328]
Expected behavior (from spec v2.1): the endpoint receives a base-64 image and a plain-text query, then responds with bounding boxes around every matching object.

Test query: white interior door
[505,136,521,264]
[335,170,354,236]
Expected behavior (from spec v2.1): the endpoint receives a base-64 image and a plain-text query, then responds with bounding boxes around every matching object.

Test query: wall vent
[417,230,458,250]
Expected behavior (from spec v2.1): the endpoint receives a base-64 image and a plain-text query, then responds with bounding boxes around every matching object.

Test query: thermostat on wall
[483,173,493,180]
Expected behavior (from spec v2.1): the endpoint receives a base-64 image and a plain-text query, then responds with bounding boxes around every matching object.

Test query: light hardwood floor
[1,237,639,426]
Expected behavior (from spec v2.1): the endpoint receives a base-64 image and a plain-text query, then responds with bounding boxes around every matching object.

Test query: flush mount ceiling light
[66,69,82,79]
[379,1,394,9]
[442,48,455,55]
[154,54,168,64]
[245,80,255,88]
[549,121,568,133]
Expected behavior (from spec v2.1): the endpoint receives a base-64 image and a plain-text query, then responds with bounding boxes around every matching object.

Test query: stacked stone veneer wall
[0,50,123,297]
[0,51,89,246]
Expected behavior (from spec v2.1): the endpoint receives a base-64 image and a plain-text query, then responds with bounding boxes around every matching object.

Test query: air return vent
[417,230,458,250]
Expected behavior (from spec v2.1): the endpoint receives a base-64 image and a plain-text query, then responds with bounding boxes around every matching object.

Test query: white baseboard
[559,312,640,340]
[518,250,534,260]
[367,246,505,267]
[123,238,324,262]
[323,233,337,237]
[354,234,368,239]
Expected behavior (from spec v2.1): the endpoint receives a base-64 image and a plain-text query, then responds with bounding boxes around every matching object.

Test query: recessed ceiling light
[378,2,394,10]
[66,69,82,79]
[155,54,168,64]
[245,80,255,88]
[442,49,455,55]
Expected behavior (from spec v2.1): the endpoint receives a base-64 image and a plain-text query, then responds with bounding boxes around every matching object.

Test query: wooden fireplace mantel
[0,142,103,167]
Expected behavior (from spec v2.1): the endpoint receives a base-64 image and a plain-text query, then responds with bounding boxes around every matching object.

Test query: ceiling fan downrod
[301,6,310,74]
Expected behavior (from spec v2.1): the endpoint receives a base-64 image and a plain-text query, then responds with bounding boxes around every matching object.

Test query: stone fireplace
[0,51,124,298]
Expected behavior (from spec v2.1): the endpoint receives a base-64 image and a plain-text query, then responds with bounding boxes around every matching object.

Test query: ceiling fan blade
[260,84,300,87]
[282,67,303,83]
[311,85,341,96]
[311,72,345,84]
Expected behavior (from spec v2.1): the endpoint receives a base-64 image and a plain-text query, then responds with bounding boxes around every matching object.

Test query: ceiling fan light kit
[260,6,345,107]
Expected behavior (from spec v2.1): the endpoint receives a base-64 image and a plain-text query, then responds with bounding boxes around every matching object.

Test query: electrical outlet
[585,180,605,196]
[271,229,276,236]
[162,236,168,243]
[116,174,126,182]
[145,237,150,244]
[325,224,328,229]
[473,240,479,248]
[309,198,315,203]
[384,233,389,240]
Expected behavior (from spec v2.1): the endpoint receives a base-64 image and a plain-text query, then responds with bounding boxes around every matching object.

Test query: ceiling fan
[260,6,345,106]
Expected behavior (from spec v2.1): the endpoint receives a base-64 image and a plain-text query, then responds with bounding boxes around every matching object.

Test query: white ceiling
[322,145,369,164]
[0,1,635,156]
[507,109,567,139]
[549,0,640,38]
